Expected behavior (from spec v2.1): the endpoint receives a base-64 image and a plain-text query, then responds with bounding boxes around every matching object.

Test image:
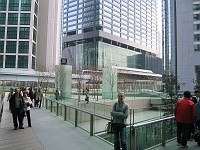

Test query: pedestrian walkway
[0,93,113,150]
[1,93,200,150]
[154,139,200,150]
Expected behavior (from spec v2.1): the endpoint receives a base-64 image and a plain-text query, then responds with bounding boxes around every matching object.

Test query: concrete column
[55,65,72,98]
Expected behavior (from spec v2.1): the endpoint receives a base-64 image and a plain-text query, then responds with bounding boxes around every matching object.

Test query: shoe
[177,143,181,146]
[14,127,17,130]
[19,127,24,129]
[28,125,32,127]
[180,145,188,148]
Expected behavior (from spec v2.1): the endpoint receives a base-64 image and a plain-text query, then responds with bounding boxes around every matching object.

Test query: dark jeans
[177,122,190,146]
[188,123,194,139]
[39,100,42,108]
[12,108,23,128]
[113,123,127,150]
[25,110,31,126]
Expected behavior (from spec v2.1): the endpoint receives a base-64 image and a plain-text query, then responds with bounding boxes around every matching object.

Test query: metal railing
[131,115,176,150]
[0,93,4,123]
[42,97,176,150]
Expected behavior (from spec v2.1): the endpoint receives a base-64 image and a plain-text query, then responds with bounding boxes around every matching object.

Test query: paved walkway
[0,93,113,150]
[1,93,200,150]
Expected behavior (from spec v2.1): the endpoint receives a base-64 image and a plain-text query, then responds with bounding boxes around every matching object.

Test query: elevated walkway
[0,93,113,150]
[0,93,199,150]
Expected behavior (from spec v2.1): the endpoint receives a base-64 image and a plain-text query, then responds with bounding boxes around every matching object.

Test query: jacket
[195,102,200,121]
[111,101,128,125]
[9,93,24,114]
[174,97,195,124]
[23,96,32,111]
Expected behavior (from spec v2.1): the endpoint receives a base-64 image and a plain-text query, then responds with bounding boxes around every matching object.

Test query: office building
[163,0,200,91]
[62,0,162,77]
[0,0,61,83]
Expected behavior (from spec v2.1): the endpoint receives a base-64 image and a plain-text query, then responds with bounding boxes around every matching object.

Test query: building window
[194,24,200,31]
[33,29,37,42]
[20,13,30,25]
[32,56,35,69]
[18,41,29,53]
[19,27,30,39]
[8,13,18,25]
[0,13,6,25]
[0,41,4,53]
[0,27,5,39]
[21,0,31,11]
[0,0,7,11]
[32,42,36,55]
[18,55,28,68]
[6,41,17,53]
[194,34,200,41]
[34,15,37,29]
[8,0,19,11]
[194,14,200,21]
[194,4,200,11]
[194,44,200,51]
[7,27,17,39]
[34,2,38,15]
[5,55,16,68]
[0,55,3,68]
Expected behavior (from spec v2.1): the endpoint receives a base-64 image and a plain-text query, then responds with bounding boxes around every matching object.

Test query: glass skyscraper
[62,0,162,75]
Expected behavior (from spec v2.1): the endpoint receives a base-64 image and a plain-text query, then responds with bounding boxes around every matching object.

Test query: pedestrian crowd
[7,86,44,130]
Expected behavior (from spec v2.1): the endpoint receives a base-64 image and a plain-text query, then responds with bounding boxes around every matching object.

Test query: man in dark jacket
[174,91,195,148]
[9,88,24,130]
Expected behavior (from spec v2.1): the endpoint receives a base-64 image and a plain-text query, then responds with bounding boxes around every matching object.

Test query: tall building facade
[62,0,162,75]
[0,0,61,82]
[163,0,200,92]
[0,0,38,70]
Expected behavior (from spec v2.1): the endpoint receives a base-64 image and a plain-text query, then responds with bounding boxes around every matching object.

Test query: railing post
[131,109,136,150]
[162,120,166,146]
[75,109,78,127]
[131,127,136,150]
[64,105,67,121]
[50,101,53,112]
[56,103,59,116]
[90,114,94,136]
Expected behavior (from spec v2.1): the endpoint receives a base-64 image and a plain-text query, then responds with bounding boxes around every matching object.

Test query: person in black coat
[9,88,24,130]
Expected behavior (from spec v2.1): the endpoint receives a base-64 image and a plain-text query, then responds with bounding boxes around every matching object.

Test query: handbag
[106,119,114,134]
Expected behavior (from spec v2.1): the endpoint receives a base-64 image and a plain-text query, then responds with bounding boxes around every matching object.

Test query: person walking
[7,88,14,101]
[174,91,195,148]
[111,92,129,150]
[85,87,89,104]
[23,90,32,127]
[9,88,24,130]
[35,88,43,108]
[55,88,60,100]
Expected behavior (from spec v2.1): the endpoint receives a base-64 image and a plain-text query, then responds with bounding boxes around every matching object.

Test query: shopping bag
[106,121,114,134]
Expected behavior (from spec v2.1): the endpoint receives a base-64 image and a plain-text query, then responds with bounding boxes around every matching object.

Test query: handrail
[45,98,111,121]
[0,93,4,123]
[133,115,174,128]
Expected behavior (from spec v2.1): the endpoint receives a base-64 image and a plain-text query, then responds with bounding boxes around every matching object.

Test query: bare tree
[74,69,84,101]
[36,65,55,94]
[89,70,102,101]
[103,66,118,100]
